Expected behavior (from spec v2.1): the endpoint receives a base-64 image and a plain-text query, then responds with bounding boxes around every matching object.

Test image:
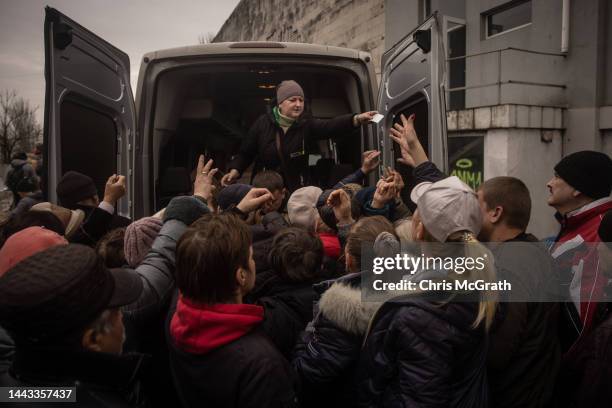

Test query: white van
[43,7,447,219]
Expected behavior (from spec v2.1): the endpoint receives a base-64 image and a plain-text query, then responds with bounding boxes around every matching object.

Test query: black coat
[229,110,357,192]
[248,270,320,357]
[166,298,298,408]
[70,204,131,247]
[292,273,380,407]
[555,302,612,408]
[487,233,561,408]
[0,348,149,408]
[251,211,290,273]
[357,294,488,408]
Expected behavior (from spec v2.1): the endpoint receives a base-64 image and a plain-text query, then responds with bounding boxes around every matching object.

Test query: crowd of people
[1,91,612,407]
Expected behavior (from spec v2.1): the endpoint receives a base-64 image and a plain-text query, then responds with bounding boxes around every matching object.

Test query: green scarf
[273,106,296,129]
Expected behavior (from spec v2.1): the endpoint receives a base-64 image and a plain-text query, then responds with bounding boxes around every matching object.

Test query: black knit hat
[599,210,612,248]
[0,244,142,345]
[554,151,612,199]
[56,171,98,209]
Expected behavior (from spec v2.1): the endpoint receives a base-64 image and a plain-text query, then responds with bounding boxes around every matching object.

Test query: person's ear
[82,329,102,352]
[235,267,247,288]
[490,206,504,224]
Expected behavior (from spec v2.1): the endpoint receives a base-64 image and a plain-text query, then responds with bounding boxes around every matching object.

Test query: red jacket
[551,198,612,337]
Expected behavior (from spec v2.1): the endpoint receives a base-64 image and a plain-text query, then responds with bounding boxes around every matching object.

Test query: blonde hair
[422,228,498,331]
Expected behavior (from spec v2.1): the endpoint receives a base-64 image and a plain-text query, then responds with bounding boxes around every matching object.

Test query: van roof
[143,42,370,62]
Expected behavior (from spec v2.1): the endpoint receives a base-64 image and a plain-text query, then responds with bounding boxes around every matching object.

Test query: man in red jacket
[547,150,612,350]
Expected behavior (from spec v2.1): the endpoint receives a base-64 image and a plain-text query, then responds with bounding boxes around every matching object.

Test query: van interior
[150,63,368,210]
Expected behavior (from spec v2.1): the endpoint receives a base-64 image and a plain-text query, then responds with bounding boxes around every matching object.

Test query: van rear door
[43,7,135,216]
[376,14,447,203]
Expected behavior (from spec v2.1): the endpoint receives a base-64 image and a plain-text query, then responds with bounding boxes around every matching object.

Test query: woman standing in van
[221,80,377,192]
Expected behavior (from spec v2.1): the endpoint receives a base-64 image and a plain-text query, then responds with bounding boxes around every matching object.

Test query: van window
[60,99,117,198]
[390,94,429,204]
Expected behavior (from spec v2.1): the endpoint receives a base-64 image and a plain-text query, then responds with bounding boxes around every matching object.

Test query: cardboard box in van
[43,7,447,219]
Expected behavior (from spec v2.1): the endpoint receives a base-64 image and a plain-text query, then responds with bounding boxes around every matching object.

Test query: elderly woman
[221,80,377,192]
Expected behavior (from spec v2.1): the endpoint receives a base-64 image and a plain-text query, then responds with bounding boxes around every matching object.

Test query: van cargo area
[149,63,369,210]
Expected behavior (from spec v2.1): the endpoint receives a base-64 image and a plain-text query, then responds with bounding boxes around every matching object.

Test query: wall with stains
[214,0,386,79]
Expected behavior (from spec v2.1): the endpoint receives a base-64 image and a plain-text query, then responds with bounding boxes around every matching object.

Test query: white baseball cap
[410,176,482,242]
[287,186,323,231]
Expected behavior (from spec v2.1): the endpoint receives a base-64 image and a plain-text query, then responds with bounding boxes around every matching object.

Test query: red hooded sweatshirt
[170,296,264,354]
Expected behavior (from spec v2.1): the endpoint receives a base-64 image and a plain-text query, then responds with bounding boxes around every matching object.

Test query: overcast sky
[0,0,240,123]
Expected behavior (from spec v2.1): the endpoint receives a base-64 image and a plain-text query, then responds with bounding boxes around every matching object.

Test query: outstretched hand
[221,169,240,187]
[361,150,381,174]
[389,114,429,167]
[193,155,218,202]
[327,189,354,224]
[354,111,379,125]
[103,174,126,205]
[237,188,273,214]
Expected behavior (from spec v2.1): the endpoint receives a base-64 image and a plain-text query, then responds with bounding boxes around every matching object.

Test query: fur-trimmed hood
[318,282,382,336]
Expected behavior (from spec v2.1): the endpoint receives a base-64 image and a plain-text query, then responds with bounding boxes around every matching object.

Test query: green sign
[448,136,484,190]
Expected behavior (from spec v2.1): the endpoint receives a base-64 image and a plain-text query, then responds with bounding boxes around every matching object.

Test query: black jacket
[487,233,561,408]
[166,297,298,408]
[292,273,381,407]
[229,110,357,192]
[248,270,321,357]
[251,211,290,273]
[556,301,612,408]
[69,204,131,247]
[0,347,149,408]
[357,293,488,408]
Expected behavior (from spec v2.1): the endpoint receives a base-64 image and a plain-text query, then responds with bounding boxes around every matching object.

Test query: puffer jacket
[292,273,381,407]
[357,293,488,408]
[228,109,357,192]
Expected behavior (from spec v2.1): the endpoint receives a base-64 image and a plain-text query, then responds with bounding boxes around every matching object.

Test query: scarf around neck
[273,106,296,129]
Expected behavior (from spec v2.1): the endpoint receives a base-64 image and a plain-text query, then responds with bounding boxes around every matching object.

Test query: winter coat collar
[318,282,381,336]
[10,347,148,389]
[170,296,264,355]
[555,197,612,228]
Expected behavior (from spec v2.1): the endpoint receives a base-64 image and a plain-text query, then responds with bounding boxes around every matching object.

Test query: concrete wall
[215,0,386,78]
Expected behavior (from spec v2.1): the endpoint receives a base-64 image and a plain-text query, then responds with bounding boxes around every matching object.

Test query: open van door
[376,13,447,204]
[43,7,135,217]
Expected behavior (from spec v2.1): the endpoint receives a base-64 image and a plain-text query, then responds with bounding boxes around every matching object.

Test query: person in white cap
[357,175,498,407]
[222,80,378,192]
